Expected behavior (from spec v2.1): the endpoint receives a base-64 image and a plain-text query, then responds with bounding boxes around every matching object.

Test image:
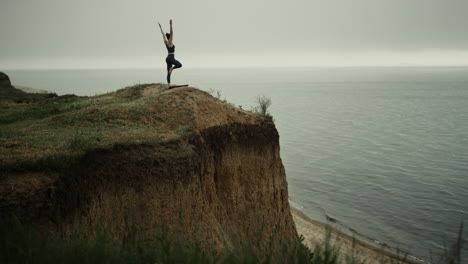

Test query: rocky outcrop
[0,72,50,97]
[0,72,23,94]
[0,87,299,257]
[0,72,12,88]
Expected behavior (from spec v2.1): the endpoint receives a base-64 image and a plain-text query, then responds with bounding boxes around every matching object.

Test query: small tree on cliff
[254,95,273,121]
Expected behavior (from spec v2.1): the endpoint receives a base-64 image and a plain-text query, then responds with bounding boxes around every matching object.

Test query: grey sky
[1,0,468,68]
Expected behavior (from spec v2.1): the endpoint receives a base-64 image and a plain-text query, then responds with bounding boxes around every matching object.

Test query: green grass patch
[0,89,57,103]
[0,217,312,264]
[112,83,151,99]
[0,83,195,173]
[0,95,86,124]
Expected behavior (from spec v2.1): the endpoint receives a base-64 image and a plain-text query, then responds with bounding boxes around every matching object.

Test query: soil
[0,86,299,258]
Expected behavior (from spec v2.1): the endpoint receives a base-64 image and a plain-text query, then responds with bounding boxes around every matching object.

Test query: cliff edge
[0,84,299,257]
[0,72,55,102]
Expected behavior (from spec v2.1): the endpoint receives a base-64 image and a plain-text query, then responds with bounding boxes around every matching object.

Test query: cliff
[0,72,56,102]
[0,84,299,258]
[0,71,22,94]
[0,72,13,88]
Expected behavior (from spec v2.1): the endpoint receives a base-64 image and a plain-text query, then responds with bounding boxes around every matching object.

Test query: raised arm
[158,22,167,43]
[169,19,173,42]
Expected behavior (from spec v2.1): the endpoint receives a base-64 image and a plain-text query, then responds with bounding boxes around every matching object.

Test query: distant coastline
[14,85,49,94]
[292,207,426,264]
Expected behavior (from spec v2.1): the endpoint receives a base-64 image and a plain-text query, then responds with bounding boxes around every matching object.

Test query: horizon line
[3,64,468,71]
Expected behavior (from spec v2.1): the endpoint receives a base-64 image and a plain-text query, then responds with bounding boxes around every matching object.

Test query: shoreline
[291,207,427,264]
[14,85,49,94]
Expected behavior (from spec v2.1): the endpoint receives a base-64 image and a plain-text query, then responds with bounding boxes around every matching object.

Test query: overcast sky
[1,0,468,69]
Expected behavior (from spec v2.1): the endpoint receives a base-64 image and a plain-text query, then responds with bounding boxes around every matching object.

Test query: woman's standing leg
[166,58,173,87]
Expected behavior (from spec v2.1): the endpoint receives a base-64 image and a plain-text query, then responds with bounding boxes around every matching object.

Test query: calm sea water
[6,67,468,261]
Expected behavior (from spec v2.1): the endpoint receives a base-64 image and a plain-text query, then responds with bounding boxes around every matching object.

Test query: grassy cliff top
[0,83,262,173]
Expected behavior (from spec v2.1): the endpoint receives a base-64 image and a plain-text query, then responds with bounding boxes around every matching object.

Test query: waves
[274,74,468,262]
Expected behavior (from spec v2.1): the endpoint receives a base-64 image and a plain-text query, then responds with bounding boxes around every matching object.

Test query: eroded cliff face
[0,87,299,256]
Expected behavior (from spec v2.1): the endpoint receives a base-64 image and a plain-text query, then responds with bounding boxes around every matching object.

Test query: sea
[6,67,468,262]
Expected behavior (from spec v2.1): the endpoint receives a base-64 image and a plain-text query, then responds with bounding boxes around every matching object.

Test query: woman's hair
[165,33,171,40]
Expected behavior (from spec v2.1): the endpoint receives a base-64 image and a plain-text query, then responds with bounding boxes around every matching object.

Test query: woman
[158,19,182,88]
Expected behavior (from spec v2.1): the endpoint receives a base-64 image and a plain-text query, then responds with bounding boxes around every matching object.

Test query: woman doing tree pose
[158,19,182,88]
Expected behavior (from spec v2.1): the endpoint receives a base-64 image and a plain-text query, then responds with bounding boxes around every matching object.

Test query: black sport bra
[167,44,175,53]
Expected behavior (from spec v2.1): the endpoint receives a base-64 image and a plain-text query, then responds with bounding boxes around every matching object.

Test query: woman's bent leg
[173,59,182,69]
[165,55,181,86]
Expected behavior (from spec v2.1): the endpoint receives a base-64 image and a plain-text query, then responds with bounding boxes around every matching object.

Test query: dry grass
[1,83,263,173]
[0,83,198,173]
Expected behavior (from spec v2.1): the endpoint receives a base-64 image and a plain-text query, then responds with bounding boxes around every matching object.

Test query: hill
[0,83,299,260]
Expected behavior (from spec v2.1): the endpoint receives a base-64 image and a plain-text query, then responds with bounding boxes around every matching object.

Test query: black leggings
[166,54,182,83]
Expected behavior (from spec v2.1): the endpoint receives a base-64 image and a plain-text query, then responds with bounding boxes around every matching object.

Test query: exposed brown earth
[0,84,426,262]
[0,85,299,258]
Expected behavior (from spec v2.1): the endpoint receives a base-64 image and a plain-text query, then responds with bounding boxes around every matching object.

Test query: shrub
[437,221,465,264]
[254,95,273,121]
[208,88,222,99]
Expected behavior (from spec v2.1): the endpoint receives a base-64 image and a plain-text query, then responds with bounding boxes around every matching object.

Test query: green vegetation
[254,95,273,121]
[437,222,465,264]
[206,88,274,121]
[309,232,340,264]
[2,217,464,264]
[0,88,57,103]
[0,217,311,264]
[0,217,215,264]
[3,85,465,263]
[305,223,466,264]
[208,88,222,99]
[0,83,195,173]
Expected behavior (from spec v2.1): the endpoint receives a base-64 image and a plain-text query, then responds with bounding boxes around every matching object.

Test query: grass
[208,88,222,99]
[0,216,216,264]
[0,83,195,174]
[0,88,57,103]
[206,88,274,122]
[2,217,464,264]
[0,216,312,264]
[310,231,340,264]
[3,84,464,263]
[0,95,80,124]
[436,222,465,264]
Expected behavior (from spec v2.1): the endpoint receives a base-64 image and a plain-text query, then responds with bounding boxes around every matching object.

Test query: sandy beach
[291,208,426,264]
[14,85,49,94]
